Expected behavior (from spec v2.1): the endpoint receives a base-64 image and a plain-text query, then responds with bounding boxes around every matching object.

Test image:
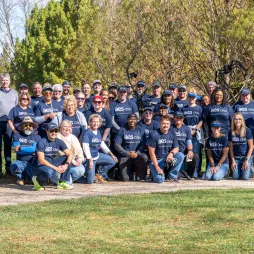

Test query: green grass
[0,189,254,253]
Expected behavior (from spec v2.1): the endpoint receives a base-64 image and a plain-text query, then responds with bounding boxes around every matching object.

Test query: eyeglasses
[23,124,33,128]
[94,101,102,104]
[77,98,85,100]
[49,129,59,133]
[21,98,29,101]
[54,90,62,93]
[234,118,242,121]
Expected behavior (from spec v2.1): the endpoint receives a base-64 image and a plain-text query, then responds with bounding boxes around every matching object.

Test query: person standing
[0,73,18,175]
[62,81,72,98]
[31,82,44,111]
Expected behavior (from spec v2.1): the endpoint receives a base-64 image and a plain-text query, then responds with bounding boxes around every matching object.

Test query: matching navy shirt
[36,137,67,161]
[228,128,253,157]
[171,124,192,153]
[115,126,145,154]
[207,135,229,164]
[8,106,35,128]
[62,112,83,139]
[82,128,102,159]
[137,120,160,144]
[174,98,189,110]
[233,101,254,133]
[31,96,44,111]
[183,105,203,126]
[147,129,178,159]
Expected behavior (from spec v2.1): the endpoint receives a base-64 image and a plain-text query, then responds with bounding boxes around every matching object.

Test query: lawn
[0,189,253,253]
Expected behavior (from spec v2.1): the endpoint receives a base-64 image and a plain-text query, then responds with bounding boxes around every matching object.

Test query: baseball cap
[43,86,53,92]
[93,95,103,102]
[211,121,221,128]
[152,82,161,87]
[174,111,184,118]
[136,81,145,87]
[163,89,172,95]
[188,92,197,98]
[46,123,59,131]
[62,81,72,87]
[117,86,127,92]
[93,80,102,85]
[169,83,177,89]
[19,83,28,89]
[108,83,118,89]
[127,113,137,120]
[241,88,250,95]
[159,103,168,109]
[178,84,186,90]
[143,107,153,112]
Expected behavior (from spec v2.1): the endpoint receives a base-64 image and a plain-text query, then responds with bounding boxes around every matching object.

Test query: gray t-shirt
[0,88,18,121]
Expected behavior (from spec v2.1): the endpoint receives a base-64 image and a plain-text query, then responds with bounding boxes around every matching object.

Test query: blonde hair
[89,114,103,126]
[59,120,72,134]
[63,95,77,111]
[188,87,197,93]
[18,92,31,105]
[231,112,246,138]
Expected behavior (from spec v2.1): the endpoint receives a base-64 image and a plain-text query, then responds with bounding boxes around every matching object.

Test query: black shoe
[182,171,194,180]
[169,178,180,183]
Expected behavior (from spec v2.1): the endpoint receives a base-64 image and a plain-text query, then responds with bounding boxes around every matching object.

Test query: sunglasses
[44,91,53,95]
[178,90,186,93]
[23,124,33,128]
[77,98,85,100]
[49,129,59,133]
[21,98,29,101]
[93,101,102,104]
[144,112,153,115]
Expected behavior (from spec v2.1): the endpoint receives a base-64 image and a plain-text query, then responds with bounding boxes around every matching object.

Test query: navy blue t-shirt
[207,135,229,164]
[171,124,192,153]
[82,128,102,159]
[137,120,160,143]
[233,101,254,133]
[34,100,62,134]
[36,137,68,161]
[62,112,83,139]
[174,98,188,110]
[153,103,174,115]
[85,108,112,139]
[8,106,35,128]
[110,99,138,129]
[205,104,234,135]
[228,128,253,157]
[13,132,41,162]
[183,105,203,126]
[31,96,44,111]
[115,126,145,154]
[77,102,92,115]
[147,129,178,159]
[143,95,161,110]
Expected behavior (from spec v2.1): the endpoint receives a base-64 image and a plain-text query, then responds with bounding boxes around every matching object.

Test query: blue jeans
[62,163,86,184]
[149,152,184,183]
[192,136,200,170]
[205,163,229,181]
[10,160,33,180]
[32,156,71,186]
[232,157,252,180]
[85,153,116,184]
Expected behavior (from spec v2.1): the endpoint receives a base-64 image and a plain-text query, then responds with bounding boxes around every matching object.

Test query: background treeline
[1,0,254,94]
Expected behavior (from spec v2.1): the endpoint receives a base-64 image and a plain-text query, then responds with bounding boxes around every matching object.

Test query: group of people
[0,73,253,191]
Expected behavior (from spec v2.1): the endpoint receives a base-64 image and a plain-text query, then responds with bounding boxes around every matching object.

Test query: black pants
[0,121,12,173]
[118,153,148,181]
[183,153,198,178]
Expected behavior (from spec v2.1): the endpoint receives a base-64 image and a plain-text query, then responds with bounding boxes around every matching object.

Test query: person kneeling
[205,121,229,181]
[32,123,73,190]
[147,116,184,183]
[114,113,148,181]
[10,117,41,185]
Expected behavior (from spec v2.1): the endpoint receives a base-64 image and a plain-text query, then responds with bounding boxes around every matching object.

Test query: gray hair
[52,84,63,92]
[207,81,217,87]
[1,72,11,82]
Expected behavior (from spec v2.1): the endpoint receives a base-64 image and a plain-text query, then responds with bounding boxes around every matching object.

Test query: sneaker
[17,179,25,186]
[95,174,105,183]
[32,176,45,191]
[169,178,180,183]
[181,171,194,181]
[57,181,74,190]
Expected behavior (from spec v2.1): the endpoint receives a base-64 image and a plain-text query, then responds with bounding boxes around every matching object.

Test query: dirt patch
[0,177,253,206]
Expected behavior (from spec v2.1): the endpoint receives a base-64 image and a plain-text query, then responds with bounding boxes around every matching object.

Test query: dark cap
[163,89,172,95]
[197,95,202,101]
[159,103,168,109]
[73,87,81,93]
[43,86,53,92]
[143,107,153,112]
[108,83,118,89]
[19,83,28,89]
[178,84,186,90]
[169,83,177,89]
[188,92,197,98]
[62,81,72,87]
[174,111,184,118]
[127,113,137,120]
[93,79,102,85]
[241,88,250,95]
[46,123,59,131]
[211,121,221,128]
[136,81,145,87]
[117,86,127,92]
[152,82,161,87]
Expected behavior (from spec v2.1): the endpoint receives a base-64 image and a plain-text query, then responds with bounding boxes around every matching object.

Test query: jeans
[85,153,116,184]
[0,121,12,173]
[192,136,201,170]
[205,163,229,181]
[10,160,33,180]
[118,153,148,181]
[63,163,86,185]
[32,156,70,186]
[149,152,184,183]
[232,157,252,180]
